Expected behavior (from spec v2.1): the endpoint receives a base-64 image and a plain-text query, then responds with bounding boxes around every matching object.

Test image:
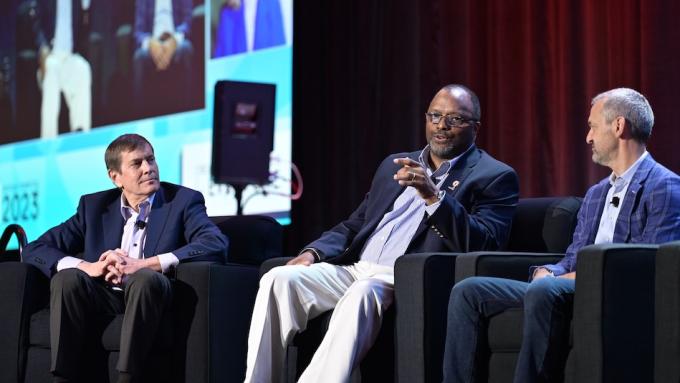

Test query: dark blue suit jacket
[23,182,229,277]
[34,0,90,54]
[544,154,680,275]
[307,146,520,265]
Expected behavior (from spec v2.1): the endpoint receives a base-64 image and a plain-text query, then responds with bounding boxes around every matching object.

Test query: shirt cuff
[142,36,151,51]
[56,256,84,272]
[174,32,185,46]
[300,248,322,262]
[156,252,179,273]
[424,190,446,216]
[531,263,567,278]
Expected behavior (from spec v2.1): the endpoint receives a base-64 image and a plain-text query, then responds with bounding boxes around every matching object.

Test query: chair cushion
[29,309,50,348]
[487,308,524,351]
[506,197,581,253]
[211,215,283,265]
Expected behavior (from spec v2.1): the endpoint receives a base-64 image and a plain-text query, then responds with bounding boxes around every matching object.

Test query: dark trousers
[50,268,172,382]
[442,276,575,383]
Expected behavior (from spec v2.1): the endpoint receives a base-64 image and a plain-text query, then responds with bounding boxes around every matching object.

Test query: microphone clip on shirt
[610,196,620,208]
[135,220,146,230]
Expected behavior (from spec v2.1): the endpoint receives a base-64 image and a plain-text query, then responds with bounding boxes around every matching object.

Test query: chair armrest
[394,252,459,383]
[0,262,49,383]
[173,261,260,383]
[571,244,657,383]
[260,257,294,278]
[454,251,564,283]
[656,241,680,383]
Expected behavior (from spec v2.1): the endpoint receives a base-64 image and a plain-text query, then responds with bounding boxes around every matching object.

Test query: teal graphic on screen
[0,0,293,247]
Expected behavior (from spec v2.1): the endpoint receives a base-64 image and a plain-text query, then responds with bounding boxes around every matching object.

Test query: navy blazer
[34,0,90,55]
[544,154,680,275]
[23,182,229,277]
[307,146,520,265]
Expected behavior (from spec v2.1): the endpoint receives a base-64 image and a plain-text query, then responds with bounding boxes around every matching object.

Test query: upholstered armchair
[0,215,282,383]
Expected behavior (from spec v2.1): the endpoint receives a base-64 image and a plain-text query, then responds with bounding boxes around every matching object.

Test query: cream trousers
[40,51,91,139]
[245,261,394,383]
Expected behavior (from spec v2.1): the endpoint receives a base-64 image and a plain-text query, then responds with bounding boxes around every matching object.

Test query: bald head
[433,84,481,121]
[425,84,481,166]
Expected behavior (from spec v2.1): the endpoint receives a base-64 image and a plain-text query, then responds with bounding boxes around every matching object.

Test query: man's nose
[436,120,450,130]
[586,128,593,143]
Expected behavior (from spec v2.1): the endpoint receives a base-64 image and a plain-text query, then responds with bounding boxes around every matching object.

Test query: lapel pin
[448,180,460,192]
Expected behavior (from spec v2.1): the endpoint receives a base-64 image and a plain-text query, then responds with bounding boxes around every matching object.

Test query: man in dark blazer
[22,133,228,383]
[244,84,520,383]
[133,0,194,116]
[33,0,92,138]
[443,88,680,383]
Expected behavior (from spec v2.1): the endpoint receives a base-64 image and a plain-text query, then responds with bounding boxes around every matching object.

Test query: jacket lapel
[144,187,170,257]
[614,155,655,242]
[440,147,481,199]
[586,180,611,245]
[409,147,481,243]
[102,196,124,252]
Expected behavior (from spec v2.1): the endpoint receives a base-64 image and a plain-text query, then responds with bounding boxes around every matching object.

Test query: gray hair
[591,88,654,143]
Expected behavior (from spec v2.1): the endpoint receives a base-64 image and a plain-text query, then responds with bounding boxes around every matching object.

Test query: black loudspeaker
[212,80,276,186]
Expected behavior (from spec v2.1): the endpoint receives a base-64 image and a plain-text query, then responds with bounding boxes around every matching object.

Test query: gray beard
[430,141,458,160]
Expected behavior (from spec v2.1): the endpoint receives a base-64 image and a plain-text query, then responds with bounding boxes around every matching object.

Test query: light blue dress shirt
[358,145,472,267]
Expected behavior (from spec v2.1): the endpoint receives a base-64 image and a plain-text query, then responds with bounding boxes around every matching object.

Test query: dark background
[286,0,680,254]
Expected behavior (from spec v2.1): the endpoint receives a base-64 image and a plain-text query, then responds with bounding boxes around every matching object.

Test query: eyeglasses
[425,112,478,127]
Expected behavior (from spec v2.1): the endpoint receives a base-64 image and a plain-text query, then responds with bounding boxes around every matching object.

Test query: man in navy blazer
[443,88,680,383]
[244,85,520,383]
[23,134,228,383]
[133,0,194,116]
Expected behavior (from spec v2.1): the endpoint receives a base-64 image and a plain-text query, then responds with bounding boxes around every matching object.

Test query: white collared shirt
[593,151,649,244]
[56,192,179,273]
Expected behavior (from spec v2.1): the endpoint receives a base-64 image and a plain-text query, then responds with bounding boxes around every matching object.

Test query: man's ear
[108,169,122,189]
[613,116,627,138]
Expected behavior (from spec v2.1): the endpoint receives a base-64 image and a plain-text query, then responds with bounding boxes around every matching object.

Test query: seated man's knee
[344,279,387,303]
[450,277,487,307]
[524,278,561,310]
[261,265,306,289]
[51,268,89,293]
[126,269,171,298]
[173,41,193,64]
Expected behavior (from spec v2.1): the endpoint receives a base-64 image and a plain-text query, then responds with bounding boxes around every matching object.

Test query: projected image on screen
[0,0,292,246]
[211,0,288,58]
[1,0,205,146]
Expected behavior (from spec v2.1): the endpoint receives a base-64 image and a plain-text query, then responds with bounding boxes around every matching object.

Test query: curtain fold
[289,0,680,253]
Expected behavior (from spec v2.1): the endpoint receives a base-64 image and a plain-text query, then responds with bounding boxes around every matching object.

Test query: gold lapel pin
[448,180,460,192]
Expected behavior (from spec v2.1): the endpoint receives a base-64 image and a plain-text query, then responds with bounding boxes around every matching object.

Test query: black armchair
[442,240,657,382]
[259,197,580,382]
[0,215,282,383]
[654,241,680,383]
[395,196,582,383]
[567,244,657,383]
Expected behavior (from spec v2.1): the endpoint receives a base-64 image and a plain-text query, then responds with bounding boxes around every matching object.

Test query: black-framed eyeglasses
[425,112,478,127]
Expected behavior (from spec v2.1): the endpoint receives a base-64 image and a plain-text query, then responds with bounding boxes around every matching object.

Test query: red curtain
[417,0,680,197]
[289,0,680,251]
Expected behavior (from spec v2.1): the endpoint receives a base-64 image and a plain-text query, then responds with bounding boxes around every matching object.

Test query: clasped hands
[393,158,439,205]
[77,249,146,286]
[149,32,178,71]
